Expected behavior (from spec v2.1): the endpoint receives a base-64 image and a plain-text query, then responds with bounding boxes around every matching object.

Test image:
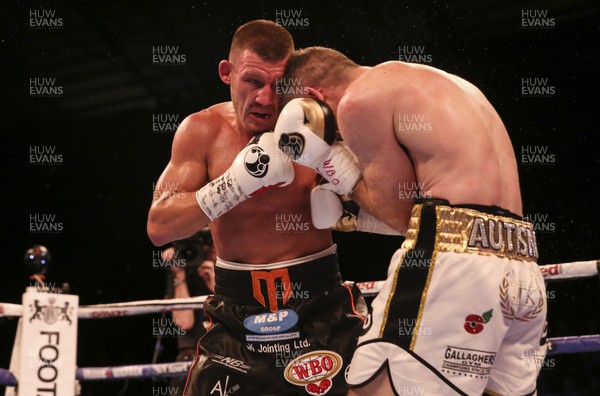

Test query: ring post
[16,286,79,396]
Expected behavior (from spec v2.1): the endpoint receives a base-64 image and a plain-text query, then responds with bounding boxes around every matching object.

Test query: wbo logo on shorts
[244,309,298,335]
[284,350,343,395]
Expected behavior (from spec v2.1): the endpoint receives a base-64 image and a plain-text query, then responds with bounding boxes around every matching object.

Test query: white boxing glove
[274,98,361,195]
[311,185,403,236]
[196,132,294,221]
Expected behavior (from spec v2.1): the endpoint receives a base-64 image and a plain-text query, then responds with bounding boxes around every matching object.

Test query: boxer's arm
[147,114,212,246]
[311,186,403,235]
[337,95,416,233]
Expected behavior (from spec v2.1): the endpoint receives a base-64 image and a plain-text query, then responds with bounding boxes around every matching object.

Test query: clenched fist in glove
[196,131,294,221]
[274,98,361,195]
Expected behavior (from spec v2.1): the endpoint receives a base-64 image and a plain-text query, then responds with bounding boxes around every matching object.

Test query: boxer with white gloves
[275,97,403,235]
[281,47,547,396]
[148,22,366,396]
[195,131,294,221]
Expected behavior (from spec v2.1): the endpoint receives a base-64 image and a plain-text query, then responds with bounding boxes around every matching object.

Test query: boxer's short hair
[284,46,359,89]
[230,20,294,62]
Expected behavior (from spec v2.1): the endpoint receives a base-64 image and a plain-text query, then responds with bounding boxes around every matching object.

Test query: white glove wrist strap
[196,169,249,221]
[357,210,404,236]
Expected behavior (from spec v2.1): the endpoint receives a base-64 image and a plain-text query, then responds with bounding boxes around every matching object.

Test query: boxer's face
[226,50,287,134]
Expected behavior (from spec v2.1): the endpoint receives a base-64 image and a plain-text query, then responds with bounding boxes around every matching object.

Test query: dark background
[1,1,599,395]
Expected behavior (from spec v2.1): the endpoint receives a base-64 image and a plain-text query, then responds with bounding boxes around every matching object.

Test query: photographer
[163,228,215,395]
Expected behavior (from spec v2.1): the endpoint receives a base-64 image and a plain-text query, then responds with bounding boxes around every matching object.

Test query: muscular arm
[147,114,212,246]
[337,95,416,233]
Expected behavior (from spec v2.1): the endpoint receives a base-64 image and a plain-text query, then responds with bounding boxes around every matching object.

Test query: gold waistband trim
[402,204,538,262]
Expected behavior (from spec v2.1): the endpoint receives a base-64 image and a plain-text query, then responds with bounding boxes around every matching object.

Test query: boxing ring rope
[2,261,597,319]
[1,260,598,387]
[0,362,193,387]
[0,297,208,319]
[1,332,600,386]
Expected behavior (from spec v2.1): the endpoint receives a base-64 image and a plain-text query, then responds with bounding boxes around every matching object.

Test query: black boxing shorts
[183,245,367,396]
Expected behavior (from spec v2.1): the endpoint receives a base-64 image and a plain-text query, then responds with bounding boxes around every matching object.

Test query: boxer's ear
[307,87,325,101]
[219,60,232,85]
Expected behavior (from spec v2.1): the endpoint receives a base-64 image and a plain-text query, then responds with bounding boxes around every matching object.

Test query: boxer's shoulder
[366,62,453,94]
[337,71,407,128]
[365,61,426,82]
[183,102,234,134]
[342,64,424,108]
[173,102,236,151]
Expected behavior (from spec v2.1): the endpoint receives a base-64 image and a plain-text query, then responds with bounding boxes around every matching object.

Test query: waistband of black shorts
[404,198,538,262]
[415,197,522,220]
[214,245,342,308]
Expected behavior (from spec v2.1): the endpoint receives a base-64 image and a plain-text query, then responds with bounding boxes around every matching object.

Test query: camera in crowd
[171,228,213,270]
